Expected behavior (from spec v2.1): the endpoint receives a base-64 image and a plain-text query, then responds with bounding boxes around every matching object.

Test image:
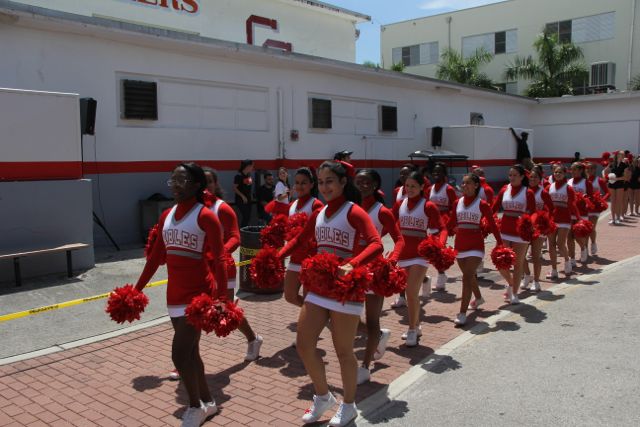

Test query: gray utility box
[140,200,174,242]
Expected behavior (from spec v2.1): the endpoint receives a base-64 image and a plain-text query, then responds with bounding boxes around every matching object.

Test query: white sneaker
[421,277,431,297]
[302,393,337,424]
[390,295,407,308]
[356,366,370,385]
[590,243,598,256]
[405,329,419,347]
[432,273,447,291]
[608,219,614,225]
[614,219,621,225]
[520,275,531,290]
[169,369,180,381]
[454,313,467,326]
[546,269,559,279]
[401,326,422,340]
[201,401,218,418]
[580,248,588,263]
[468,297,484,310]
[329,402,358,427]
[373,329,391,360]
[530,281,541,292]
[181,405,207,427]
[510,294,520,305]
[564,261,572,275]
[245,335,263,361]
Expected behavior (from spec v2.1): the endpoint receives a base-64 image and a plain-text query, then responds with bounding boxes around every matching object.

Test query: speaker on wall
[80,98,97,135]
[431,126,443,147]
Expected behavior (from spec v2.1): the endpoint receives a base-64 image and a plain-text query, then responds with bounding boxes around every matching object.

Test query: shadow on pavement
[420,354,462,374]
[359,399,410,425]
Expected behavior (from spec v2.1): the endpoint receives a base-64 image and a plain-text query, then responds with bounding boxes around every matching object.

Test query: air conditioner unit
[590,62,615,87]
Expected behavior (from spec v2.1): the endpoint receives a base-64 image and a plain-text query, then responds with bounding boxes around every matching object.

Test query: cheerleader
[272,166,291,216]
[278,161,382,426]
[203,168,262,361]
[585,161,609,255]
[604,151,627,225]
[283,167,323,307]
[353,169,404,384]
[136,163,227,427]
[426,162,456,291]
[630,156,640,216]
[393,171,442,346]
[448,174,502,326]
[492,164,536,304]
[471,167,495,205]
[390,163,417,308]
[522,167,554,292]
[547,164,580,278]
[567,162,593,265]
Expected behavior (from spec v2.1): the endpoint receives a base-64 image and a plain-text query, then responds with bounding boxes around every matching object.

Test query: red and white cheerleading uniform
[478,178,495,205]
[279,195,382,315]
[567,177,593,220]
[426,182,456,215]
[393,186,408,203]
[493,184,536,243]
[206,195,240,289]
[136,198,227,317]
[531,185,555,238]
[450,195,501,258]
[548,180,579,229]
[587,175,609,218]
[393,195,442,268]
[286,195,324,272]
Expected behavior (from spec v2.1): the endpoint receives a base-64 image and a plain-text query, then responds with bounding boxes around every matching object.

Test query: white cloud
[419,0,504,12]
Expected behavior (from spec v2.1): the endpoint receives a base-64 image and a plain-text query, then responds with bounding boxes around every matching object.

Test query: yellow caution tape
[0,258,254,323]
[239,247,261,257]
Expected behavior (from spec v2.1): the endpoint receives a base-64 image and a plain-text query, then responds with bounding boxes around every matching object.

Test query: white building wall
[7,0,365,62]
[381,0,640,93]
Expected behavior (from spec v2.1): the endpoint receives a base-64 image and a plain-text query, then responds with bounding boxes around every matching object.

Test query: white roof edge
[0,87,78,97]
[277,0,370,22]
[536,91,640,104]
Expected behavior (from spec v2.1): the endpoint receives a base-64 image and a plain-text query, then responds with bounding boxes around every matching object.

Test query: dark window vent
[123,80,158,120]
[380,105,398,132]
[310,98,332,129]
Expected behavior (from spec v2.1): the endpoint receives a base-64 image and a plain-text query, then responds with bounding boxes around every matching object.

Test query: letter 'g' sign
[129,0,199,14]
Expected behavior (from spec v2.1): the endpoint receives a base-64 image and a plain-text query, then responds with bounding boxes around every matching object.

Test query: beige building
[381,0,640,95]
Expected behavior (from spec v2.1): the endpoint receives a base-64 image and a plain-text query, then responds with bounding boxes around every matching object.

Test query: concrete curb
[354,253,640,423]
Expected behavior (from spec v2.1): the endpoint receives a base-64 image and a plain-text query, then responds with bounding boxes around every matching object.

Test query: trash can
[238,226,284,294]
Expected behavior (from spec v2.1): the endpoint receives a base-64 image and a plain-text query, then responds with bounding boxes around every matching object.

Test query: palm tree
[631,74,640,91]
[504,32,588,98]
[436,47,495,89]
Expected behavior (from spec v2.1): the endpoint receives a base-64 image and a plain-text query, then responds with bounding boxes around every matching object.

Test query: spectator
[234,159,254,228]
[510,128,534,170]
[256,172,275,224]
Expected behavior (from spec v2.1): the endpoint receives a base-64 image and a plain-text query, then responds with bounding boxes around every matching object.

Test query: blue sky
[328,0,504,63]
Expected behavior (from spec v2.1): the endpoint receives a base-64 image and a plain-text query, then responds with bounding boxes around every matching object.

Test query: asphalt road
[357,256,640,427]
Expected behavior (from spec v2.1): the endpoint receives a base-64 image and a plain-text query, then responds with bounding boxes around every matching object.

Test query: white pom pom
[608,173,616,184]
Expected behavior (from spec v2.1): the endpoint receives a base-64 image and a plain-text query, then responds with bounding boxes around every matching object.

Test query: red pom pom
[249,247,284,289]
[534,211,557,236]
[480,217,491,239]
[572,219,594,238]
[589,193,608,212]
[368,258,407,297]
[575,192,594,213]
[300,252,341,292]
[601,151,611,160]
[285,212,309,241]
[516,214,539,241]
[417,235,443,263]
[332,266,372,304]
[105,284,149,324]
[260,214,288,248]
[144,224,159,261]
[432,246,458,272]
[491,245,516,270]
[185,294,244,337]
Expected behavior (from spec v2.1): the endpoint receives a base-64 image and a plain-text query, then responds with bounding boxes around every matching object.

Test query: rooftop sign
[126,0,199,14]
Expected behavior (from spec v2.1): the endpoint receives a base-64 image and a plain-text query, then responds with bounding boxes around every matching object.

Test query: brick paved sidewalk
[0,216,637,426]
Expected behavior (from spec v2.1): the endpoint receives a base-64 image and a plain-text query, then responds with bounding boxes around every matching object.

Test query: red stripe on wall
[0,162,83,181]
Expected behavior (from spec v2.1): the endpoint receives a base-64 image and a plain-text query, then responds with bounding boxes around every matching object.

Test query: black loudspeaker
[80,98,97,135]
[431,126,443,147]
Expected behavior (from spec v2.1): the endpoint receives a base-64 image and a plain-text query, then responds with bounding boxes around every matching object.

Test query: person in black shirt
[510,128,533,170]
[234,159,254,228]
[256,172,275,224]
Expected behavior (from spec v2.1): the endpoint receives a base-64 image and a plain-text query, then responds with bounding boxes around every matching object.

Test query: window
[310,98,332,129]
[392,41,439,67]
[495,82,518,94]
[546,13,615,44]
[379,105,397,132]
[462,30,516,57]
[122,80,158,120]
[559,20,572,43]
